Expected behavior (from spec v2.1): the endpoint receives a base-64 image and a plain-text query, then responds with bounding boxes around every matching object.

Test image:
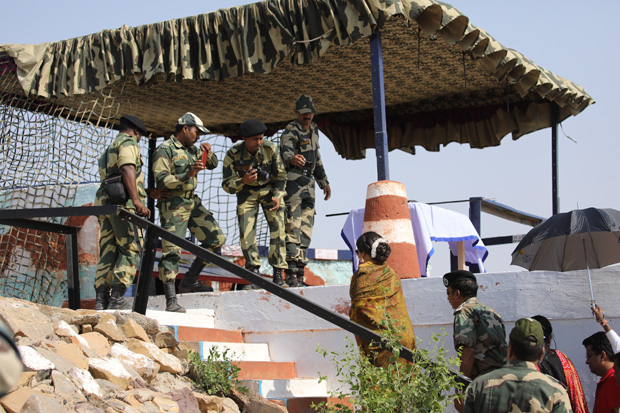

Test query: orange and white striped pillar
[362,181,420,278]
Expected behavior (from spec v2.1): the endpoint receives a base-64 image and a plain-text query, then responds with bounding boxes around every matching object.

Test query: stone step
[175,326,243,343]
[200,342,271,362]
[178,341,270,362]
[160,316,329,404]
[145,308,215,328]
[241,378,328,399]
[178,342,296,379]
[285,397,353,413]
[235,361,297,380]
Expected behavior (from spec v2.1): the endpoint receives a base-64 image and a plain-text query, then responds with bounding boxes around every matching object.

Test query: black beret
[239,119,267,138]
[120,115,148,136]
[443,270,477,288]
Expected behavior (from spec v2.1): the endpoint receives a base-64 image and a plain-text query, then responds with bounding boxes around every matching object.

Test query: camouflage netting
[0,70,268,305]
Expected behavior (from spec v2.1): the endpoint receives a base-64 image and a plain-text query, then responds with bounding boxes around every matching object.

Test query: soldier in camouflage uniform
[94,115,151,311]
[443,270,507,380]
[153,113,225,312]
[463,318,572,413]
[222,119,288,288]
[279,94,331,287]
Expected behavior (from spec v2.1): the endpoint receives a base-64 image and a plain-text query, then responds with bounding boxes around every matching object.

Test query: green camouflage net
[0,72,270,306]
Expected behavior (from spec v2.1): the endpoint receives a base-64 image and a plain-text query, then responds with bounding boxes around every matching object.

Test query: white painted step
[145,308,215,328]
[241,378,328,399]
[200,342,270,362]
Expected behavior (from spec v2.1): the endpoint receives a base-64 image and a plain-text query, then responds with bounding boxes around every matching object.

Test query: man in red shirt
[583,332,620,413]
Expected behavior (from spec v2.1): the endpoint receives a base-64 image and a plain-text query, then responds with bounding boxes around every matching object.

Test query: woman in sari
[532,315,589,413]
[349,231,416,367]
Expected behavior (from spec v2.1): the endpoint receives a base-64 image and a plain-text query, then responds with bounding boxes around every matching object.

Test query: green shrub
[188,346,247,397]
[314,317,464,412]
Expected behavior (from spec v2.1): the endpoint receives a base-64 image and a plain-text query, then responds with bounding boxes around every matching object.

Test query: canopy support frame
[552,103,559,215]
[370,32,390,181]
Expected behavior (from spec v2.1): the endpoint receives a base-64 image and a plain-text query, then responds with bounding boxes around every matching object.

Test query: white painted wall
[164,266,620,409]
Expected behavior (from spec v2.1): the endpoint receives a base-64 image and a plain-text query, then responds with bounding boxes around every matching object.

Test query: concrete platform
[145,308,215,328]
[241,378,328,399]
[199,342,271,362]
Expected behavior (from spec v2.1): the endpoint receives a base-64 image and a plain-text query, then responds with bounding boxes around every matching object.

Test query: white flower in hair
[370,238,387,259]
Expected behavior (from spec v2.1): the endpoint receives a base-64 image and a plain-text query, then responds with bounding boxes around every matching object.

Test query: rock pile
[0,297,287,413]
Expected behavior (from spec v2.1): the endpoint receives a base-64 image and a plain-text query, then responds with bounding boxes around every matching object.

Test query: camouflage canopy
[0,0,593,159]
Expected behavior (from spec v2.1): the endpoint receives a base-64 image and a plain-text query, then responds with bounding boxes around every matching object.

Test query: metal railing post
[133,226,158,314]
[65,228,81,310]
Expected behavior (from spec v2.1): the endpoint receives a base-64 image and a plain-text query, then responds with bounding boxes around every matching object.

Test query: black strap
[131,221,144,256]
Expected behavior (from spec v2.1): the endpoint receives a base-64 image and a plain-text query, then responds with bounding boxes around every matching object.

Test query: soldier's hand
[134,201,151,218]
[188,160,205,178]
[241,169,258,184]
[323,185,331,201]
[147,188,170,200]
[269,196,281,211]
[199,142,211,155]
[291,154,306,167]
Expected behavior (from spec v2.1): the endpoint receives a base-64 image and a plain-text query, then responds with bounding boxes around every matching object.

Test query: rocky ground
[0,297,287,413]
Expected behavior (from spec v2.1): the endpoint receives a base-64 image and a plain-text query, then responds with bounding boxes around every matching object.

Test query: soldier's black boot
[95,286,110,310]
[285,264,298,287]
[164,281,186,313]
[272,268,285,287]
[108,285,131,310]
[179,259,213,293]
[296,266,308,287]
[238,267,261,290]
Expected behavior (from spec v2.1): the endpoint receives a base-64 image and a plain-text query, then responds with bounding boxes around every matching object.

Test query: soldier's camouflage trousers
[95,210,141,288]
[237,185,287,270]
[158,195,225,283]
[284,179,315,267]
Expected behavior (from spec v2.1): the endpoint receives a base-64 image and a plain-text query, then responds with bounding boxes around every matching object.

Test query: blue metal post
[468,197,482,273]
[370,32,390,181]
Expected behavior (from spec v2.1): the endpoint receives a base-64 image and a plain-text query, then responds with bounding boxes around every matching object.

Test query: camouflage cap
[239,119,267,138]
[443,270,477,288]
[120,115,148,136]
[295,94,316,114]
[510,318,544,347]
[177,112,209,134]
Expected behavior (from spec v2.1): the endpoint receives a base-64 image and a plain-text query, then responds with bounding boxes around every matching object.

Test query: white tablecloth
[341,202,488,277]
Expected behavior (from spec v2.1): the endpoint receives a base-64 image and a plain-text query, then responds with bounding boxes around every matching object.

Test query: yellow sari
[349,261,416,367]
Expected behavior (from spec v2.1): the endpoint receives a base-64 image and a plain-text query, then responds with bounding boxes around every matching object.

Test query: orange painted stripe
[235,361,297,380]
[386,242,420,279]
[363,195,410,222]
[287,397,353,411]
[176,326,243,343]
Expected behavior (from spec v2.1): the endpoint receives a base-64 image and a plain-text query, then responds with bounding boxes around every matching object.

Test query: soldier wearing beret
[443,270,507,380]
[279,94,331,287]
[94,115,151,311]
[153,113,226,312]
[222,119,288,288]
[463,318,572,413]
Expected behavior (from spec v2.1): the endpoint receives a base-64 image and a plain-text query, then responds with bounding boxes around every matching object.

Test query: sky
[2,0,618,276]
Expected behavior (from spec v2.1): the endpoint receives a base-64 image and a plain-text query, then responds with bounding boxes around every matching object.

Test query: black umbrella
[511,207,620,304]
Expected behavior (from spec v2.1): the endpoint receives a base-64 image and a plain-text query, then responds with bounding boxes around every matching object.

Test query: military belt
[243,183,270,190]
[169,190,194,199]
